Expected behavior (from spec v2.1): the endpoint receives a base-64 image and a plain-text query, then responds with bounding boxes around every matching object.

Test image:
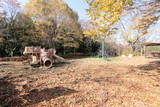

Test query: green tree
[0,0,38,57]
[0,0,21,56]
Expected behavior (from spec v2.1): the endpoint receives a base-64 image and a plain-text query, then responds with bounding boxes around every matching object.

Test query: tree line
[0,0,100,57]
[85,0,160,55]
[0,0,159,57]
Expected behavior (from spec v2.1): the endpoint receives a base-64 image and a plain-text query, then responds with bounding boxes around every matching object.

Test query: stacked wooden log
[23,46,65,67]
[40,48,52,68]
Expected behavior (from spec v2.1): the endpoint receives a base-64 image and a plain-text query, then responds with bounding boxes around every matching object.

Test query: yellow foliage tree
[85,0,133,36]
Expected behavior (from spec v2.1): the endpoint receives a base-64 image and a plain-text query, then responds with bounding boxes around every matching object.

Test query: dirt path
[0,57,160,107]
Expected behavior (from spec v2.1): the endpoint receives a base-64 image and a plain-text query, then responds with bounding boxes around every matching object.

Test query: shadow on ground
[0,75,77,106]
[0,63,13,66]
[137,61,160,73]
[0,76,22,106]
[23,87,77,106]
[52,62,71,67]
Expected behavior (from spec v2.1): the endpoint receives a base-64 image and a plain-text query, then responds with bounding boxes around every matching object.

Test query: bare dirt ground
[0,56,160,107]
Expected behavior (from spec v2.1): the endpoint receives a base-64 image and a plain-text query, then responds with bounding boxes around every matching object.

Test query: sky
[18,0,89,20]
[64,0,89,20]
[18,0,28,5]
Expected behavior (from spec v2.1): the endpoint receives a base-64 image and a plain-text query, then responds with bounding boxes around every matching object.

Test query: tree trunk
[63,47,66,55]
[10,47,17,57]
[101,38,105,58]
[48,35,55,49]
[74,47,76,56]
[132,46,136,52]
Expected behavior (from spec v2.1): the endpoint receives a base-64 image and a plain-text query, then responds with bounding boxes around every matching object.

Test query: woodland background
[0,0,160,57]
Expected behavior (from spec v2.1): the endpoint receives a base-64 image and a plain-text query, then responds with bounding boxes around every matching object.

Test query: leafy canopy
[25,0,83,48]
[84,0,133,36]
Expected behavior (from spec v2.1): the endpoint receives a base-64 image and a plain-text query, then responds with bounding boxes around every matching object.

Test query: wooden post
[141,47,143,56]
[144,46,146,57]
[40,48,42,66]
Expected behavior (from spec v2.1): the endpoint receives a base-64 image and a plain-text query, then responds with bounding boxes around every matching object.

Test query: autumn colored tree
[24,0,83,51]
[133,1,160,35]
[83,0,133,57]
[120,0,160,53]
[85,0,133,36]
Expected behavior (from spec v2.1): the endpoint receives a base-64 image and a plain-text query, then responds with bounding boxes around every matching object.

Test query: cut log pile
[0,46,65,68]
[23,46,65,67]
[40,48,52,68]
